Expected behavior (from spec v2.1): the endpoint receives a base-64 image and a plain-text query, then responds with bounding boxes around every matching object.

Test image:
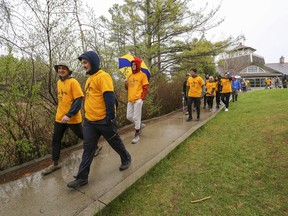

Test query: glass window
[249,79,255,87]
[247,78,267,87]
[245,66,265,73]
[247,66,258,73]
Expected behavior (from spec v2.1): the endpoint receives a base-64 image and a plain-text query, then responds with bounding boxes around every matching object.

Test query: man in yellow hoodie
[125,57,149,144]
[67,51,131,189]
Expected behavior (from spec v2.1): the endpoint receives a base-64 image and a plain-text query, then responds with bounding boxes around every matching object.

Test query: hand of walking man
[61,115,70,124]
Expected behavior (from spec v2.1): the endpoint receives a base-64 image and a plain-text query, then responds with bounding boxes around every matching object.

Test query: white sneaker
[225,108,228,112]
[132,133,140,144]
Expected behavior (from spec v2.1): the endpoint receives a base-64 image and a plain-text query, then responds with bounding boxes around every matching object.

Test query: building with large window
[216,43,288,88]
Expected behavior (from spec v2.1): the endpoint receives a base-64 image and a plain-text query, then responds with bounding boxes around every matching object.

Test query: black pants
[216,92,221,107]
[221,93,231,109]
[52,122,83,162]
[187,97,201,119]
[206,96,214,109]
[203,95,207,108]
[76,119,131,180]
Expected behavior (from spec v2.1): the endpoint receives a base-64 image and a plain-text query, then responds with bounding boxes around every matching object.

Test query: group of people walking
[42,51,149,189]
[182,69,242,121]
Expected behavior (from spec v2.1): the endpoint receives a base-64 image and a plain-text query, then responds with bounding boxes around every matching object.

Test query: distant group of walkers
[42,51,149,189]
[266,75,288,89]
[182,69,243,121]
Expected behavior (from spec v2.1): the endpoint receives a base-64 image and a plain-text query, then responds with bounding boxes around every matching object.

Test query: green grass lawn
[96,89,288,216]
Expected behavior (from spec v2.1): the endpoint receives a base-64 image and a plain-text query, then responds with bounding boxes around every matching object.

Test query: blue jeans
[76,118,131,180]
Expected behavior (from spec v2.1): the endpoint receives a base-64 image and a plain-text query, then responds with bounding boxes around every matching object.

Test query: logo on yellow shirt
[85,82,93,99]
[58,89,67,102]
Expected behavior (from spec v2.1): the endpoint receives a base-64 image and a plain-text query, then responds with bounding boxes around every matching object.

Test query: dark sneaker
[119,160,131,171]
[186,117,192,122]
[94,146,102,157]
[132,133,140,144]
[67,178,88,189]
[42,164,61,176]
[196,117,200,121]
[138,123,146,135]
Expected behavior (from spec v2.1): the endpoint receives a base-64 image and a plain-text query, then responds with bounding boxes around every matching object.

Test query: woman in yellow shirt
[221,72,232,112]
[205,76,216,112]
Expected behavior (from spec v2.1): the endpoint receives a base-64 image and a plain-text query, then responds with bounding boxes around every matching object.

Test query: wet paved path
[0,108,221,216]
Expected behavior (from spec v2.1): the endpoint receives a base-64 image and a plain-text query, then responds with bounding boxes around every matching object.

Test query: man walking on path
[67,51,131,189]
[231,76,241,102]
[186,68,205,121]
[42,61,84,176]
[282,75,287,88]
[265,78,272,89]
[221,72,232,112]
[125,57,149,144]
[241,79,247,92]
[215,75,222,108]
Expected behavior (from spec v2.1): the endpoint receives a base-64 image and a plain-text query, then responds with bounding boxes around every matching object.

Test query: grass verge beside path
[97,89,288,216]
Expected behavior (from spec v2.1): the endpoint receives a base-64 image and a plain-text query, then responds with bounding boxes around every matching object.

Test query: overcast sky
[85,0,288,63]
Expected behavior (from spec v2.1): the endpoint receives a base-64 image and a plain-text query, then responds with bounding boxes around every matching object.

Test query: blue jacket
[232,79,241,90]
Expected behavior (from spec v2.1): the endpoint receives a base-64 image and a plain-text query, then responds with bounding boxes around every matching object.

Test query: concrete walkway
[0,108,221,216]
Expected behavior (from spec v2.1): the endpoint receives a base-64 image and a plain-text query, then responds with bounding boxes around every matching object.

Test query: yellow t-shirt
[127,72,149,102]
[56,78,84,124]
[215,81,219,92]
[266,79,271,85]
[84,70,114,121]
[221,78,232,93]
[186,76,205,97]
[206,82,216,96]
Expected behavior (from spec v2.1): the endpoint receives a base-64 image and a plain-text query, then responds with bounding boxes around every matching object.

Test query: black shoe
[196,117,200,121]
[186,118,192,122]
[119,160,131,171]
[67,178,88,189]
